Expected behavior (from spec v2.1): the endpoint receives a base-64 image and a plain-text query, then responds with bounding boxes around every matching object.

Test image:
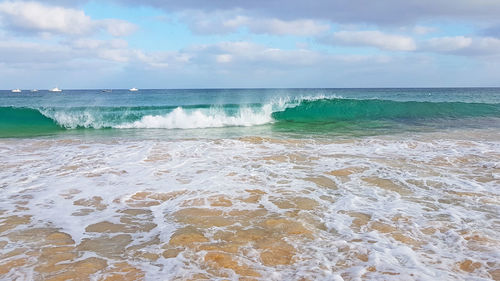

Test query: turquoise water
[1,88,500,138]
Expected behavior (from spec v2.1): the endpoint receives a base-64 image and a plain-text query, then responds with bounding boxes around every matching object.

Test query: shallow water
[0,127,499,280]
[1,88,499,280]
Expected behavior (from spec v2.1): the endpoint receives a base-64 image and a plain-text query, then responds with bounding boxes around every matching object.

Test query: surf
[1,97,499,137]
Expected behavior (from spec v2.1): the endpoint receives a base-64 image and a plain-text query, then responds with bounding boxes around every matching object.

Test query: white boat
[11,89,21,93]
[31,89,38,92]
[49,87,62,92]
[129,87,139,92]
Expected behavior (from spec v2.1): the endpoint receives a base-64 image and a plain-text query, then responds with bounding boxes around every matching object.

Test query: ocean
[0,88,499,280]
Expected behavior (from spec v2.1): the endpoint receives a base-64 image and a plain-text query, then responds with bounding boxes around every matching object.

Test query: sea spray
[116,105,275,129]
[1,96,499,137]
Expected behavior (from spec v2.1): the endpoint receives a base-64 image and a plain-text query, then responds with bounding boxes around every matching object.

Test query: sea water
[0,88,499,280]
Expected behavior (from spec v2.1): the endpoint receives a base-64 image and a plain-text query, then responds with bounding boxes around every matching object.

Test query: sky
[1,0,500,89]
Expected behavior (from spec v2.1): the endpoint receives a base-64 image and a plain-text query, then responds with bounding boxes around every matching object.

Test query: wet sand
[0,132,499,280]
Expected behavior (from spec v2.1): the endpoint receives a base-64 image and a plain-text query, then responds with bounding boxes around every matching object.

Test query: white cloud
[0,1,93,35]
[115,0,500,26]
[222,15,248,29]
[424,36,472,52]
[4,35,498,88]
[328,30,417,51]
[216,54,232,63]
[98,48,132,62]
[412,25,437,35]
[333,54,392,63]
[179,10,242,34]
[0,1,136,36]
[184,41,305,67]
[71,38,129,50]
[248,18,330,36]
[0,35,178,74]
[0,40,72,64]
[101,19,138,37]
[180,10,329,36]
[422,36,500,56]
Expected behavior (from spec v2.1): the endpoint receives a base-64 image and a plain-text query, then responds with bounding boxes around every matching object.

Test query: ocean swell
[1,97,499,136]
[271,98,500,122]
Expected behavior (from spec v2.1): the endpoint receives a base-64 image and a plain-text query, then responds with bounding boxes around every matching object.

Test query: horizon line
[2,86,500,91]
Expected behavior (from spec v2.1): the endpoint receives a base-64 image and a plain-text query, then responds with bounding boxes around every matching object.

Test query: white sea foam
[0,109,500,280]
[1,118,497,280]
[114,95,331,129]
[39,108,108,129]
[116,105,274,129]
[35,95,343,130]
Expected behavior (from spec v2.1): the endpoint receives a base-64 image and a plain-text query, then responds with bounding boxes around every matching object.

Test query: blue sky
[0,0,500,88]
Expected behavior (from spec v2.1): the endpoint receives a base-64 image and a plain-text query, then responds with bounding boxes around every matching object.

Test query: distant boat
[129,88,139,92]
[101,89,112,93]
[49,87,62,92]
[11,89,21,93]
[31,89,38,92]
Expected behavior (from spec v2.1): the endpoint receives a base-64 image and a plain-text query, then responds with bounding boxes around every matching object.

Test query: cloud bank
[116,0,500,25]
[1,0,499,88]
[0,1,136,36]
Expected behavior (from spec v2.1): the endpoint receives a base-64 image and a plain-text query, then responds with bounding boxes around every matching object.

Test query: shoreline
[1,130,498,280]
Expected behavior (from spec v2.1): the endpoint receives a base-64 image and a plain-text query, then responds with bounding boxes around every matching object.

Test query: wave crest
[116,106,274,129]
[2,96,499,136]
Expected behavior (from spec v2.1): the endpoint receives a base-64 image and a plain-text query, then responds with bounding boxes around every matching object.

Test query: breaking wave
[1,96,499,136]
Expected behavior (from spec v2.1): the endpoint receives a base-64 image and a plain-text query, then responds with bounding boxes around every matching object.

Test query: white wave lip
[116,95,340,129]
[37,95,343,130]
[39,108,107,129]
[116,105,275,129]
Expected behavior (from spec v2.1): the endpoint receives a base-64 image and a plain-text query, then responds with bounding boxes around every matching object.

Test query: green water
[0,107,62,137]
[1,88,500,138]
